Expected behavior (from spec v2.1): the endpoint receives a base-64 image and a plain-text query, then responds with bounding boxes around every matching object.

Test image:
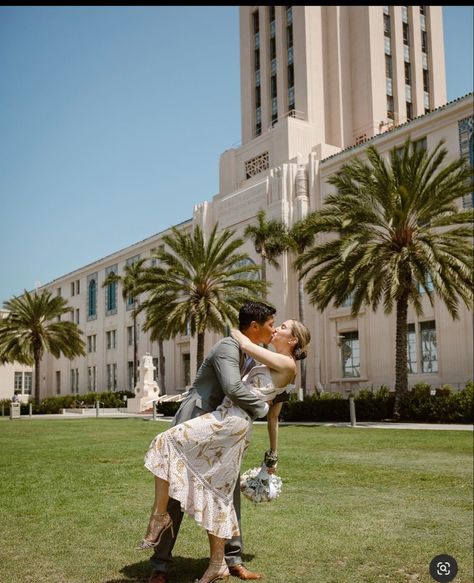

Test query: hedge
[1,382,472,423]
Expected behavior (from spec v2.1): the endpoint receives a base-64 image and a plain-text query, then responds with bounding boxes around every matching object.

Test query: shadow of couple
[103,553,256,583]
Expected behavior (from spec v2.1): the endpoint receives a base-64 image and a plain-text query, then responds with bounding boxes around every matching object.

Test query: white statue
[135,353,160,398]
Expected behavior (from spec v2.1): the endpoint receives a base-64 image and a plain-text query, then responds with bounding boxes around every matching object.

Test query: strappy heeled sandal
[193,560,230,583]
[136,511,174,550]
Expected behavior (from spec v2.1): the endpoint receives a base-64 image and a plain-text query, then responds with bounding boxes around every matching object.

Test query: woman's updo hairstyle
[290,320,311,361]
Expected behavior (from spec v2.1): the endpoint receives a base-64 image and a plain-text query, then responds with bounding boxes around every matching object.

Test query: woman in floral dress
[139,319,311,583]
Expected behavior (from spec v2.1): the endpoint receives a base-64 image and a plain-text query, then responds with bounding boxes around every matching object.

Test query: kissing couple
[139,301,311,583]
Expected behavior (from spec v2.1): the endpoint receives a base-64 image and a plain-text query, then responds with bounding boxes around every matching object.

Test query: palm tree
[287,218,316,396]
[244,209,289,300]
[296,139,473,417]
[102,258,146,390]
[0,289,86,405]
[138,223,268,372]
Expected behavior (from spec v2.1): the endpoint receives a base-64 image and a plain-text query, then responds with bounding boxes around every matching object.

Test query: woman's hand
[231,328,248,347]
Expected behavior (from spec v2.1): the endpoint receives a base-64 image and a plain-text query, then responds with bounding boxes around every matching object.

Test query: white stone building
[27,6,474,399]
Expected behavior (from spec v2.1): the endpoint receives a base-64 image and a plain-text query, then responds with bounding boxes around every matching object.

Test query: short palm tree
[244,209,289,300]
[139,223,268,372]
[296,138,473,417]
[102,258,146,390]
[287,218,316,396]
[0,289,86,405]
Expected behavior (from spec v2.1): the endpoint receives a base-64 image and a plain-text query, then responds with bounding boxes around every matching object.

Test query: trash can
[10,402,21,419]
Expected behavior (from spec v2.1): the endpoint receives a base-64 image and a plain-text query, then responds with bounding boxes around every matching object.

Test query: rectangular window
[404,61,411,85]
[254,49,260,73]
[56,371,61,395]
[127,326,134,346]
[88,334,97,353]
[407,324,418,374]
[384,36,391,55]
[107,363,117,391]
[270,37,276,60]
[385,54,392,78]
[341,331,360,378]
[75,309,80,325]
[421,30,428,53]
[128,361,135,390]
[71,282,75,296]
[420,321,437,373]
[24,372,32,394]
[286,24,293,49]
[14,371,22,392]
[183,353,191,387]
[423,68,429,92]
[414,137,427,152]
[88,366,97,392]
[383,13,391,36]
[269,5,275,23]
[403,22,409,45]
[341,293,354,308]
[406,101,413,120]
[387,95,394,119]
[287,63,294,88]
[70,369,79,394]
[252,10,259,34]
[106,330,117,350]
[271,75,277,98]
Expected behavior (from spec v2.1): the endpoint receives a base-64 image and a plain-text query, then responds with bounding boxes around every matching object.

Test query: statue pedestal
[126,395,157,413]
[127,353,160,413]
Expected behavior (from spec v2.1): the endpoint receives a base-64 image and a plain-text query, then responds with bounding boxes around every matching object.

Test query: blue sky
[0,6,472,304]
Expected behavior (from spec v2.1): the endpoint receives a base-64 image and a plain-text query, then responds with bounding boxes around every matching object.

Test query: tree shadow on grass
[103,554,256,583]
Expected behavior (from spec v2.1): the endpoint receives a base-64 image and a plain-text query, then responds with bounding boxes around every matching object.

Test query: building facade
[31,6,472,399]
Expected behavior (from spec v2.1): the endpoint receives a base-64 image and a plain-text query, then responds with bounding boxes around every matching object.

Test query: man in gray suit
[147,301,276,583]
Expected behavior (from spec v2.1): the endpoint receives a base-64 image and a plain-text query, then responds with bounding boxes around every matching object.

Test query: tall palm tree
[244,209,288,300]
[0,289,86,405]
[102,258,146,390]
[138,223,268,372]
[296,139,473,417]
[287,218,316,396]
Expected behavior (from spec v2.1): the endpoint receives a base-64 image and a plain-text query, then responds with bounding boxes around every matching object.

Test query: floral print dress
[143,365,294,539]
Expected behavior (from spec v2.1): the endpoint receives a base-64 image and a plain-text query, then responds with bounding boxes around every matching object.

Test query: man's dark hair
[238,301,276,331]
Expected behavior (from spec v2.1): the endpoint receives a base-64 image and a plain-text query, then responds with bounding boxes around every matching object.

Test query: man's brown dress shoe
[147,571,169,583]
[228,564,263,580]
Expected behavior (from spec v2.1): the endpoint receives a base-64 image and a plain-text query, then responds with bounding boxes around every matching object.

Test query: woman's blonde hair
[290,320,311,361]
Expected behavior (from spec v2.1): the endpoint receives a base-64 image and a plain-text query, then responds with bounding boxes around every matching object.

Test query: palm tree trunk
[298,278,307,397]
[34,346,42,406]
[158,337,166,394]
[133,314,138,390]
[197,331,205,373]
[394,293,409,419]
[261,257,267,300]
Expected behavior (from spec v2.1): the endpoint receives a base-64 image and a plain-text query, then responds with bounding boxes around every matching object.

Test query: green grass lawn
[0,418,472,583]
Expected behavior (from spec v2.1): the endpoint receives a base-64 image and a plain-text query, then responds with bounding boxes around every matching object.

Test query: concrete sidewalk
[1,408,472,430]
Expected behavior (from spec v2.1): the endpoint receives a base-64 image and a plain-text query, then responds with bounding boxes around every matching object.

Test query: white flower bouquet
[240,463,282,503]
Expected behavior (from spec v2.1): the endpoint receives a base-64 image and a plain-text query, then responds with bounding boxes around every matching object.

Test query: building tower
[239,6,446,149]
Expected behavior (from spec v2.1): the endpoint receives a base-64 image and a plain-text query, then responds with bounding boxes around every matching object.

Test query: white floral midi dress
[143,364,294,539]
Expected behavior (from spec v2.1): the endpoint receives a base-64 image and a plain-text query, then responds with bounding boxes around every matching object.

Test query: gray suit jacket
[173,336,268,426]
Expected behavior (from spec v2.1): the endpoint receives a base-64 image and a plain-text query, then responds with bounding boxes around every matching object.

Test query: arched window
[87,275,97,320]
